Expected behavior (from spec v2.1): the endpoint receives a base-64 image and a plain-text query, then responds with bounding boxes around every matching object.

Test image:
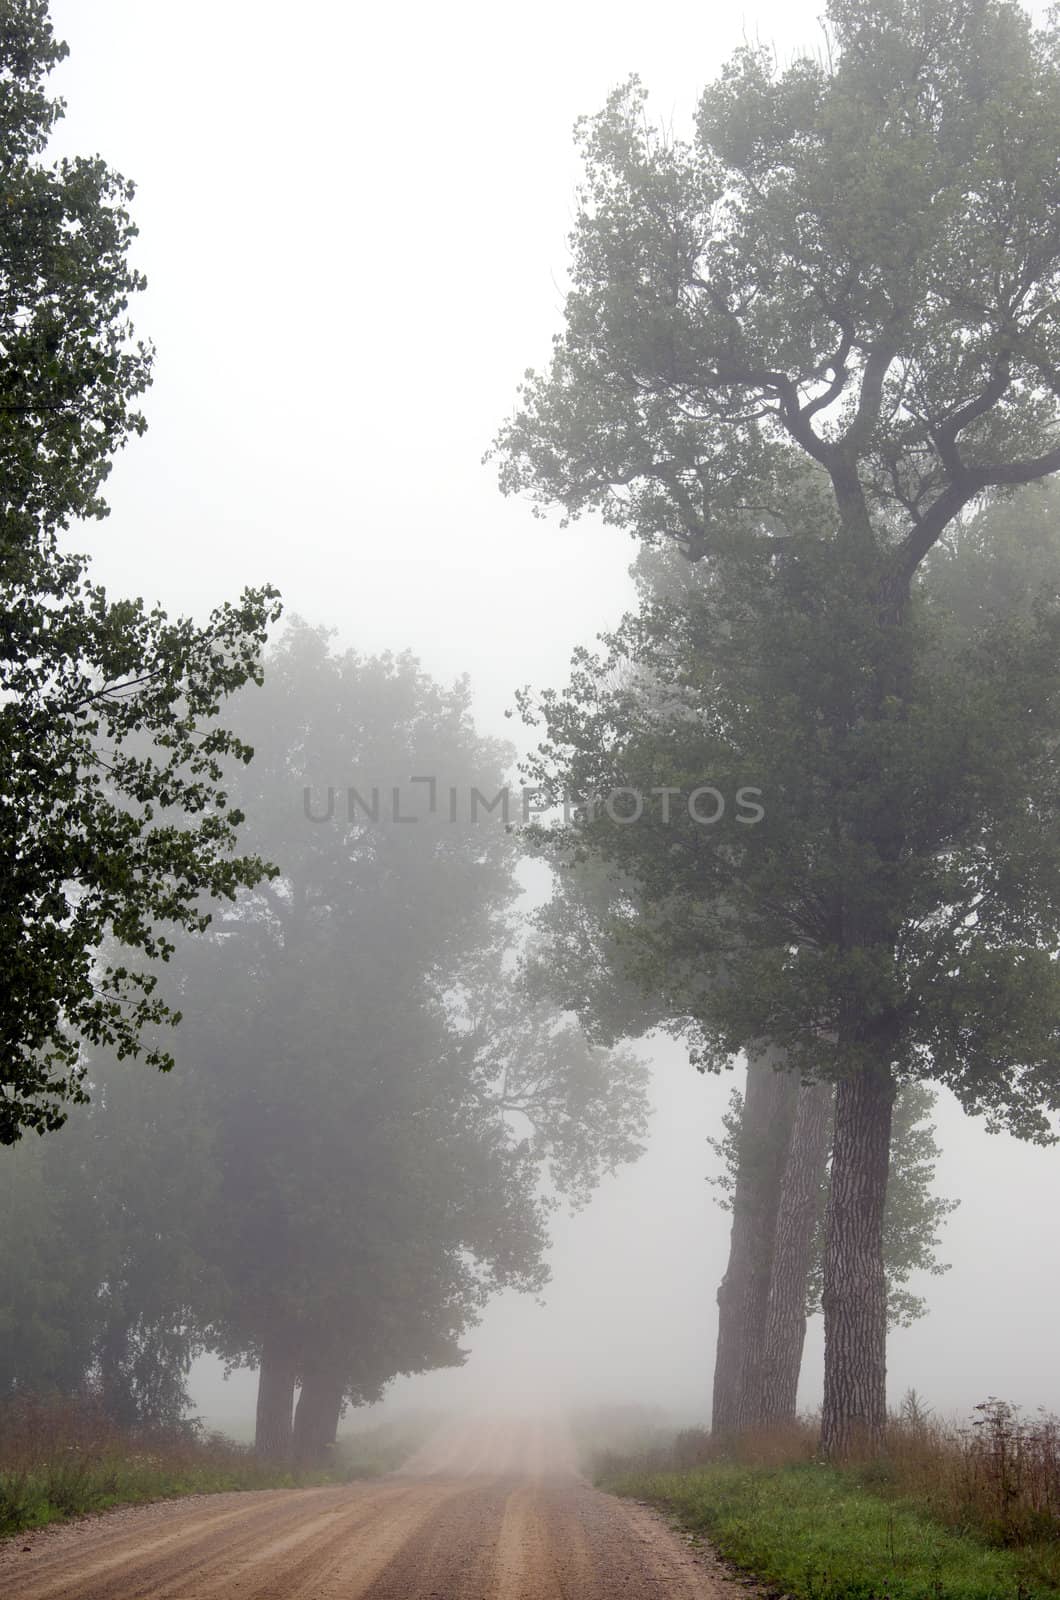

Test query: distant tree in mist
[201,624,648,1459]
[0,1044,218,1426]
[0,1,281,1140]
[0,624,650,1456]
[494,0,1060,1453]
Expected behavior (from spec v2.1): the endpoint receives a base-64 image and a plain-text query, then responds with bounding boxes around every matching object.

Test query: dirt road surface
[0,1416,737,1599]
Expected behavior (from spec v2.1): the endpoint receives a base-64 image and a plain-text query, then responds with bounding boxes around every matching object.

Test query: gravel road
[0,1416,736,1599]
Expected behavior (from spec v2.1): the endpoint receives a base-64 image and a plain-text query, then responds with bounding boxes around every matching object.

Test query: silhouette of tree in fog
[0,624,650,1458]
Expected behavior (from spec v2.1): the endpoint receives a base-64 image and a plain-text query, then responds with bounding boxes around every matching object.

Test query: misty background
[45,0,1059,1427]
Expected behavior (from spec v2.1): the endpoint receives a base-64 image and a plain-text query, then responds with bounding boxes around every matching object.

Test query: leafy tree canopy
[493,0,1060,1454]
[495,0,1060,592]
[0,1,152,552]
[0,3,282,1139]
[518,485,1060,1139]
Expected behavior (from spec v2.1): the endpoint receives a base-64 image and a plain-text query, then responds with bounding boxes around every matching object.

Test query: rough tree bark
[820,1059,895,1458]
[255,1332,299,1460]
[712,1045,799,1434]
[759,1077,834,1427]
[292,1357,345,1466]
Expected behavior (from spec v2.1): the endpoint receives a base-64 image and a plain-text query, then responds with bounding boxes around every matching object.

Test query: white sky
[45,0,1060,1427]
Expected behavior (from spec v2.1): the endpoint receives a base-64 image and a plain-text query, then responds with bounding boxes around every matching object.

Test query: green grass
[0,1448,334,1537]
[0,1401,438,1538]
[603,1462,1060,1600]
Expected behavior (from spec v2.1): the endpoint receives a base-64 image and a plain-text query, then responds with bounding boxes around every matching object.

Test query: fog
[188,1046,1060,1429]
[44,0,1060,1434]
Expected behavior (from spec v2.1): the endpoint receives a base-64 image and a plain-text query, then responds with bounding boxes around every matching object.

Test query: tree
[216,626,649,1457]
[0,1046,217,1426]
[710,1075,956,1426]
[518,500,1060,1451]
[0,625,650,1454]
[759,1076,834,1427]
[0,3,282,1138]
[152,625,561,1456]
[0,1133,104,1399]
[529,837,956,1433]
[494,0,1060,1453]
[0,581,282,1142]
[710,1048,798,1433]
[0,628,651,1450]
[0,1,152,555]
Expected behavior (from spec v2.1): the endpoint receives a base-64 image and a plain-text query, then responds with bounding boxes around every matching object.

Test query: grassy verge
[602,1457,1060,1600]
[0,1397,434,1537]
[335,1413,437,1478]
[0,1439,329,1538]
[588,1397,1060,1597]
[568,1403,677,1472]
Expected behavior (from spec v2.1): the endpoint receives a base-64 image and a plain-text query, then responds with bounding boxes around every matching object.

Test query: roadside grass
[604,1459,1058,1600]
[595,1401,1060,1600]
[0,1396,433,1537]
[334,1412,440,1478]
[568,1402,676,1473]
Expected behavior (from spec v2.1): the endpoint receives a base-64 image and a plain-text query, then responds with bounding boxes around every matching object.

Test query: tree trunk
[759,1078,834,1426]
[97,1316,135,1430]
[820,1060,894,1458]
[255,1332,298,1460]
[712,1045,799,1434]
[292,1359,345,1466]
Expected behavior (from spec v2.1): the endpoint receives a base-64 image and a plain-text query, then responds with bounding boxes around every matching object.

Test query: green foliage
[924,483,1060,630]
[704,1087,743,1211]
[0,572,282,1142]
[494,0,1060,564]
[602,1462,1059,1599]
[517,486,1060,1136]
[496,0,1060,1139]
[599,1394,1060,1593]
[0,1397,340,1537]
[0,1399,435,1537]
[495,0,1060,1452]
[874,1085,960,1328]
[0,2,153,551]
[0,5,283,1138]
